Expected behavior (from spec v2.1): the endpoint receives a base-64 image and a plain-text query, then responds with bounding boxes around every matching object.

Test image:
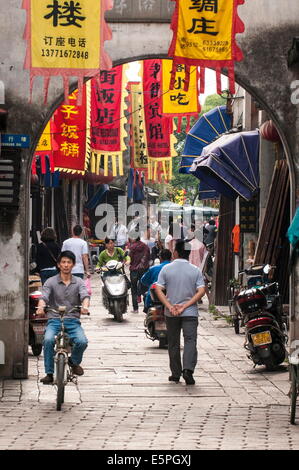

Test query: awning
[190,130,260,201]
[198,180,220,200]
[179,105,232,174]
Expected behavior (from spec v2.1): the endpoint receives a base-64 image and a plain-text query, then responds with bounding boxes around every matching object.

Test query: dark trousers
[130,269,147,310]
[166,316,199,377]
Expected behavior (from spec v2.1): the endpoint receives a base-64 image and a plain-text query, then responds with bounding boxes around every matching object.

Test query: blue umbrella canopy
[190,130,260,201]
[198,180,220,200]
[179,105,232,174]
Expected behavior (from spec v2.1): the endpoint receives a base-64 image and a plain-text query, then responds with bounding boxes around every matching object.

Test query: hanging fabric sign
[53,86,89,174]
[162,60,200,132]
[22,0,113,103]
[128,81,148,173]
[90,65,127,177]
[143,59,176,182]
[33,120,57,175]
[168,0,245,94]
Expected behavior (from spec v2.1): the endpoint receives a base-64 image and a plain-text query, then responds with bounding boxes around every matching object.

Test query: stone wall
[0,0,299,377]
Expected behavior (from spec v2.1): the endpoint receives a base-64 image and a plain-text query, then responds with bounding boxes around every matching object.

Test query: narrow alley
[0,276,298,451]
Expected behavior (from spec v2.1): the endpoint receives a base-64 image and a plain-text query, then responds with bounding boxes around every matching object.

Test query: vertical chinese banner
[168,0,245,94]
[127,81,149,184]
[162,60,200,132]
[34,120,54,174]
[90,65,128,177]
[23,0,113,102]
[143,59,177,182]
[53,86,89,174]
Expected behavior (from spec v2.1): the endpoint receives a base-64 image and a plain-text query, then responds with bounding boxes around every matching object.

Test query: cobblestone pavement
[1,275,299,450]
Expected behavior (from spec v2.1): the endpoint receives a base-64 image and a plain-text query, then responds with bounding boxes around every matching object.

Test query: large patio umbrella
[189,130,260,201]
[179,105,232,174]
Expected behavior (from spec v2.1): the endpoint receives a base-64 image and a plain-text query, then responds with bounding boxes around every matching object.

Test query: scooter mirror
[263,264,271,274]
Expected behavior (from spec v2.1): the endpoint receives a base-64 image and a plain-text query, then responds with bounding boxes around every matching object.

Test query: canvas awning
[190,130,260,201]
[179,105,232,174]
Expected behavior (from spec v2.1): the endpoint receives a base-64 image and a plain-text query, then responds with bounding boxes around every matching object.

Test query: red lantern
[260,120,280,143]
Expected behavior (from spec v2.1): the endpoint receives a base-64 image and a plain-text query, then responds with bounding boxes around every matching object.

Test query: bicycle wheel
[290,364,298,425]
[56,353,65,411]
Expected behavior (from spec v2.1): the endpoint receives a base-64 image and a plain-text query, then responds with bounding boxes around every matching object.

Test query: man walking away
[156,240,205,385]
[62,225,91,279]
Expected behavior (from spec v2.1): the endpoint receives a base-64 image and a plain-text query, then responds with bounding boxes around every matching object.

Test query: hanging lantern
[260,120,280,143]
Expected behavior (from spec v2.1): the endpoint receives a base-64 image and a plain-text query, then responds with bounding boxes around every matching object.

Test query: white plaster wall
[0,231,24,320]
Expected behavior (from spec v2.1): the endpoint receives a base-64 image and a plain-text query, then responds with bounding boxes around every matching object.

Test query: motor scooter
[29,276,47,356]
[235,265,288,370]
[98,260,129,322]
[144,283,168,349]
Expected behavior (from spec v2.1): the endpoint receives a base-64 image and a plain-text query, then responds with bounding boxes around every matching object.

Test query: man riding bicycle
[37,250,90,384]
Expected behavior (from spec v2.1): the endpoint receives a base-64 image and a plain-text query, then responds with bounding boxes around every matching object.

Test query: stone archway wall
[0,0,298,377]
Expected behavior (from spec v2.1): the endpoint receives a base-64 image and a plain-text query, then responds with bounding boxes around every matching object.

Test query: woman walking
[36,227,61,285]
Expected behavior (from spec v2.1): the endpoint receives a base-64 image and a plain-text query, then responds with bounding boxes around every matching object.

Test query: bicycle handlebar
[44,306,90,316]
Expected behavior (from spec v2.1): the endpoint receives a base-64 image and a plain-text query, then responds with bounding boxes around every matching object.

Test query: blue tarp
[85,184,110,210]
[179,105,232,174]
[190,130,260,201]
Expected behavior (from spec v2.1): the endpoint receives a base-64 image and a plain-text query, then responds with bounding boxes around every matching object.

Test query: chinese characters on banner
[162,60,200,132]
[53,86,89,174]
[143,59,177,182]
[127,81,148,184]
[22,0,113,103]
[90,65,128,177]
[33,120,54,174]
[168,0,245,94]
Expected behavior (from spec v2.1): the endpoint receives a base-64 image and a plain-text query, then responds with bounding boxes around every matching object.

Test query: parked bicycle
[45,305,90,411]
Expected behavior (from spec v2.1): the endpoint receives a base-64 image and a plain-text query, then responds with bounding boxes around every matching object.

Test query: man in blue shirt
[140,249,172,311]
[156,240,205,386]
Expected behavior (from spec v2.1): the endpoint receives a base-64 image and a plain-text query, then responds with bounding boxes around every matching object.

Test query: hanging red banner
[22,0,113,103]
[90,65,127,177]
[53,86,88,174]
[168,0,245,94]
[143,59,176,182]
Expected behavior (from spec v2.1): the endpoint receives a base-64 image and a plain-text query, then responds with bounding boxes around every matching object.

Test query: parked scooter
[235,264,288,370]
[29,278,47,356]
[144,283,168,349]
[98,260,129,322]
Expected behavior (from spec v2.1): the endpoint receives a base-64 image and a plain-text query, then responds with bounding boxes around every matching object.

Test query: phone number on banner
[41,49,89,60]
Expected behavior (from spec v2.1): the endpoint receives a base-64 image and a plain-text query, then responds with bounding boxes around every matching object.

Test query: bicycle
[45,305,89,411]
[227,279,242,334]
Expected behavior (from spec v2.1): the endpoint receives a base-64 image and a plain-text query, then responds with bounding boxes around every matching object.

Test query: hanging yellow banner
[23,0,113,102]
[36,121,52,151]
[30,0,101,70]
[162,60,199,116]
[168,0,245,94]
[173,0,234,62]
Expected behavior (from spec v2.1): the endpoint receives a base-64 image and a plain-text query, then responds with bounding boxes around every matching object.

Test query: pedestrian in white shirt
[61,225,90,279]
[109,218,128,250]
